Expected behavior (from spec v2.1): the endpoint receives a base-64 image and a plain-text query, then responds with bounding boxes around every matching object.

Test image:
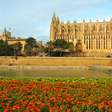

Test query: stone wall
[0,57,111,66]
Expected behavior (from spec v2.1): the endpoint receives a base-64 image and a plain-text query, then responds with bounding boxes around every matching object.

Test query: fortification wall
[0,57,111,66]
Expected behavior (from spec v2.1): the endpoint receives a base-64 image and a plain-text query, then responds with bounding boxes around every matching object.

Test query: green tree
[25,37,37,56]
[54,39,67,49]
[53,39,67,56]
[45,39,75,57]
[0,40,14,56]
[47,41,54,50]
[7,45,15,56]
[66,42,74,52]
[0,40,7,55]
[12,42,22,56]
[75,40,83,52]
[45,41,54,56]
[45,39,75,56]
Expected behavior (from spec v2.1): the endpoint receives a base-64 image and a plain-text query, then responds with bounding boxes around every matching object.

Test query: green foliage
[41,105,49,112]
[0,86,4,90]
[46,41,54,50]
[0,104,3,111]
[25,37,37,56]
[75,40,83,52]
[46,39,74,56]
[66,42,74,51]
[54,39,67,49]
[0,40,14,56]
[53,39,74,51]
[12,42,23,56]
[26,37,37,48]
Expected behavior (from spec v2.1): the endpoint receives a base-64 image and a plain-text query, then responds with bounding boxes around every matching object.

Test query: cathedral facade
[50,14,112,56]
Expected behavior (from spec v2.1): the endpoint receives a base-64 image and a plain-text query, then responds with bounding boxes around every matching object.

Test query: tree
[54,39,67,49]
[75,40,83,53]
[0,40,8,55]
[7,45,15,56]
[25,37,37,56]
[45,39,75,56]
[45,41,54,56]
[66,42,74,52]
[32,44,40,56]
[53,39,67,56]
[0,40,14,56]
[26,37,37,47]
[46,41,54,50]
[12,42,22,56]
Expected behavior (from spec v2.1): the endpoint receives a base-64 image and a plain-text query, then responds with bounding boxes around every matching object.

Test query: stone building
[0,28,26,53]
[50,14,112,57]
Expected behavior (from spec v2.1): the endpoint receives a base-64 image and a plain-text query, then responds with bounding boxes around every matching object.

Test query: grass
[0,65,111,79]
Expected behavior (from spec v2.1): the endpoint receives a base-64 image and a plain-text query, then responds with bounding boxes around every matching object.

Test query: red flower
[4,109,8,112]
[41,103,46,108]
[12,105,20,110]
[34,107,41,112]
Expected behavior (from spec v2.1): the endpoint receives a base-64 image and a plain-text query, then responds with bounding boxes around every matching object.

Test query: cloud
[0,0,112,41]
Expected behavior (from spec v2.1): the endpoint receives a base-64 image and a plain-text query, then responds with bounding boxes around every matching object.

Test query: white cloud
[0,0,112,41]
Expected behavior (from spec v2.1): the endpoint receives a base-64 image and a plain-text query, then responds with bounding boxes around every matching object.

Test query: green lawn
[0,65,111,79]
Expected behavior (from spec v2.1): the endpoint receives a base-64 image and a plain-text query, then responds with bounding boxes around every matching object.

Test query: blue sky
[0,0,112,42]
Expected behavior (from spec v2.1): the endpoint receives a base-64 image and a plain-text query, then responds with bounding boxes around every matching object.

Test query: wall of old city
[0,57,111,66]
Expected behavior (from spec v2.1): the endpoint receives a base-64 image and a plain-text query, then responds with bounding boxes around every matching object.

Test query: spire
[83,19,85,23]
[89,19,92,22]
[52,12,57,23]
[96,19,99,22]
[110,17,112,21]
[74,21,77,23]
[52,12,56,20]
[53,12,56,17]
[4,27,7,34]
[57,16,60,24]
[3,27,7,36]
[103,19,105,22]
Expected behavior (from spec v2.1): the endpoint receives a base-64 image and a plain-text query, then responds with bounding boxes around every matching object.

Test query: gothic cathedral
[50,14,112,57]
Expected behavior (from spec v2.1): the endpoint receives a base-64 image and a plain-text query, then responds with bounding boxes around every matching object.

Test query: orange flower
[98,102,104,109]
[41,103,46,108]
[12,105,20,110]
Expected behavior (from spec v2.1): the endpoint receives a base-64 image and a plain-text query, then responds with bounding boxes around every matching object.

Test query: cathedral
[0,28,26,53]
[50,14,112,57]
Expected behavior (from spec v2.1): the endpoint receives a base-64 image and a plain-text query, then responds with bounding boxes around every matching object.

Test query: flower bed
[0,78,112,112]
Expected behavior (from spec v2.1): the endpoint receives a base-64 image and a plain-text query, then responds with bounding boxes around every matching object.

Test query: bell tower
[50,13,60,41]
[3,28,11,41]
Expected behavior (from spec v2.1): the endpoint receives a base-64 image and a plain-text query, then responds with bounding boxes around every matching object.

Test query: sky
[0,0,112,42]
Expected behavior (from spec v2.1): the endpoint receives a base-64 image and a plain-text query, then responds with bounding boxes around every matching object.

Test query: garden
[0,78,112,112]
